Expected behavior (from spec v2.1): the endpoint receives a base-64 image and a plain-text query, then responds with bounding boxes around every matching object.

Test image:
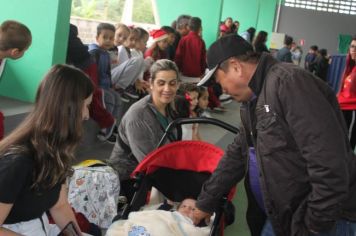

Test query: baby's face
[177,199,196,220]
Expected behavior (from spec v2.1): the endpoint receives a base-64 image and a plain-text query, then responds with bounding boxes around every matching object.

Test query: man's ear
[229,57,242,74]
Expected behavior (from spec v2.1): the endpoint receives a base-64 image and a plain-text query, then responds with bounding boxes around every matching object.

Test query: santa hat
[150,29,168,43]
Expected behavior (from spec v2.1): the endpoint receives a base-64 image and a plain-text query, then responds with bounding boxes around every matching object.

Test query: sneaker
[105,133,117,144]
[112,126,118,137]
[200,111,212,118]
[124,85,139,99]
[98,132,116,144]
[211,106,226,113]
[119,94,130,103]
[219,93,231,101]
[97,131,107,141]
[114,88,130,103]
[221,99,233,105]
[97,124,115,141]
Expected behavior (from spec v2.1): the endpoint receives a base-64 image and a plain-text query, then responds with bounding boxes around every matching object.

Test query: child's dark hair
[96,23,115,37]
[176,15,191,30]
[310,45,318,51]
[284,35,293,46]
[136,27,149,40]
[172,95,190,119]
[178,83,199,95]
[319,48,327,57]
[115,23,130,34]
[161,26,176,34]
[196,86,208,116]
[197,86,208,99]
[0,20,32,51]
[188,17,202,33]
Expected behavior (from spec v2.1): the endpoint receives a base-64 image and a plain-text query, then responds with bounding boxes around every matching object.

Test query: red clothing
[208,86,221,109]
[220,24,232,34]
[174,31,207,77]
[144,47,167,61]
[337,53,356,110]
[83,63,115,129]
[144,47,167,81]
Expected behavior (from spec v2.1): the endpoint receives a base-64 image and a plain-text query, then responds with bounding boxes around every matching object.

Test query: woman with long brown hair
[0,64,93,235]
[253,31,269,53]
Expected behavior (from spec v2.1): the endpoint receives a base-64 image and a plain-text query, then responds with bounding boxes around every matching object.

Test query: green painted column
[155,0,223,48]
[0,0,72,102]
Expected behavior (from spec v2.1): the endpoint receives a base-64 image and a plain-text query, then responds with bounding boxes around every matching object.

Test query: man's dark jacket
[196,53,356,236]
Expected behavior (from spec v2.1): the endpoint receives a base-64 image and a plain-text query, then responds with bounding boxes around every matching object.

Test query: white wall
[277,6,355,55]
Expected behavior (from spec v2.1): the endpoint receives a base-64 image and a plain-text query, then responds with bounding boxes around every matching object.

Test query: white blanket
[106,210,210,236]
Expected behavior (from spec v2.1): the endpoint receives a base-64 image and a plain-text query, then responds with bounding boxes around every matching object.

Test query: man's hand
[192,208,212,225]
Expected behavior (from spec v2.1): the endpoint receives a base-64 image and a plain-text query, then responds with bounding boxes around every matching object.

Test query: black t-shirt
[0,153,61,224]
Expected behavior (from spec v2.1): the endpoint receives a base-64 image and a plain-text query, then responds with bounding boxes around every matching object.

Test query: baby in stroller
[106,198,211,236]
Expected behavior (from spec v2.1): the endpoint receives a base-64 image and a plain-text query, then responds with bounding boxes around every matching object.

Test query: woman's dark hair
[342,36,356,80]
[0,64,94,189]
[247,27,256,42]
[254,31,268,45]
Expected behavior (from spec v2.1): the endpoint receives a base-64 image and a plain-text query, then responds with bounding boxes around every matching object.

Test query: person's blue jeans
[261,219,356,236]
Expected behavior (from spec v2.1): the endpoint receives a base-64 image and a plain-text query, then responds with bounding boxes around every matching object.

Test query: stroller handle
[157,117,239,148]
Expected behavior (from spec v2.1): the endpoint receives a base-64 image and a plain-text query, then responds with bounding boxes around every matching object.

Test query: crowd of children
[63,14,228,146]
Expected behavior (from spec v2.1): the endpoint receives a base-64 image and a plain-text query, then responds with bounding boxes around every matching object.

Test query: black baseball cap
[198,34,254,86]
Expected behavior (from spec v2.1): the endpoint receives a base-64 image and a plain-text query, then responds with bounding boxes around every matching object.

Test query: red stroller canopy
[132,140,225,177]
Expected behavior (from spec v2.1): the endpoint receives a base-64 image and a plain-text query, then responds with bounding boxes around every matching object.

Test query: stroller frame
[118,117,239,236]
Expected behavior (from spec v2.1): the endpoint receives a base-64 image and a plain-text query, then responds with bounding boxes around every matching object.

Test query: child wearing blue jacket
[88,23,121,143]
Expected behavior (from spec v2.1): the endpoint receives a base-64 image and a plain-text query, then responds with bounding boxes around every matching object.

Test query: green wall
[155,0,223,48]
[0,0,72,102]
[156,0,277,49]
[221,0,277,45]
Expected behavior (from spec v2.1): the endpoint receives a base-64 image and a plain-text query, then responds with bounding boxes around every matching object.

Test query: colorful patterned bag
[68,160,120,228]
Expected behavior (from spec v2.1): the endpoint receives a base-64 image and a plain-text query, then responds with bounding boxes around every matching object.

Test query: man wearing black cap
[193,34,356,236]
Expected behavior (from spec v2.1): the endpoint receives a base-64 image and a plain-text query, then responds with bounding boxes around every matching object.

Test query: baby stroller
[116,117,239,236]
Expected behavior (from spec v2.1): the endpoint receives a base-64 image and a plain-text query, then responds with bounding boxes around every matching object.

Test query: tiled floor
[0,95,33,116]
